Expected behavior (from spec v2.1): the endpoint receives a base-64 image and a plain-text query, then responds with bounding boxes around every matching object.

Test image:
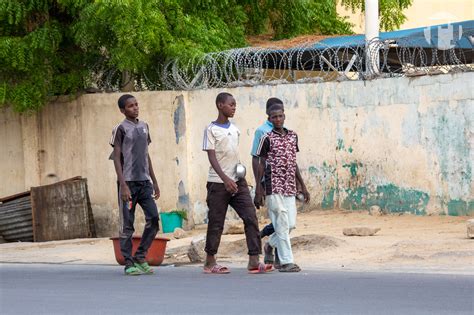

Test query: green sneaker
[124,266,143,276]
[134,261,154,274]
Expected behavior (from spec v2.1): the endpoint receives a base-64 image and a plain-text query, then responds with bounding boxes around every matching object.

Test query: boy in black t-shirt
[110,94,160,276]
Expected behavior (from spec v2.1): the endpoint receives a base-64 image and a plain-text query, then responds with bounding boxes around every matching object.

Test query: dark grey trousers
[118,181,159,267]
[205,179,262,256]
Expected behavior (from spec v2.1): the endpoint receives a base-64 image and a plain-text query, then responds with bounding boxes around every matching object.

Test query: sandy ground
[1,211,473,274]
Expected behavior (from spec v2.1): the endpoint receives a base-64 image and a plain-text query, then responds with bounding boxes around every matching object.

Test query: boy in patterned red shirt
[254,105,310,272]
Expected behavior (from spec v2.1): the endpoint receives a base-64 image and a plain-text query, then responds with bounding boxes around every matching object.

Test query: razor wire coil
[87,36,473,91]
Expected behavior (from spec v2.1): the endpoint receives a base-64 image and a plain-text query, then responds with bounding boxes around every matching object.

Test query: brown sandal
[279,263,301,273]
[203,264,230,274]
[248,262,274,274]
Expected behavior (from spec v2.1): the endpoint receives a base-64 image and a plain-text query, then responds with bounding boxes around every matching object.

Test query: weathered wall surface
[1,72,472,236]
[290,74,473,216]
[78,92,188,234]
[184,73,473,219]
[1,92,186,236]
[0,108,25,196]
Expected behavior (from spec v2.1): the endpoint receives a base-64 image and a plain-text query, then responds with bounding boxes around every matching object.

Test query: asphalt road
[0,264,472,315]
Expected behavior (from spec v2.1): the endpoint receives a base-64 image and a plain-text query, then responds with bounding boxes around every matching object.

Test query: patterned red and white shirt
[256,128,299,196]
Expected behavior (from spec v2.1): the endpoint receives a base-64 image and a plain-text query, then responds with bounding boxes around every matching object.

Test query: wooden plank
[84,178,97,238]
[30,186,39,242]
[30,178,94,242]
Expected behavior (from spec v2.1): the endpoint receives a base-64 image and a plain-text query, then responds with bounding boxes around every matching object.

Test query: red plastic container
[110,236,170,266]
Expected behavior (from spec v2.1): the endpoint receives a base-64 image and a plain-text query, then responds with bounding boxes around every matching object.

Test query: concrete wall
[1,72,472,236]
[0,108,25,196]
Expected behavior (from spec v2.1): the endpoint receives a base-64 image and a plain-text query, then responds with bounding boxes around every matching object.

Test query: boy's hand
[254,192,264,209]
[296,181,302,192]
[301,187,310,203]
[120,183,131,202]
[153,183,160,200]
[223,177,238,194]
[254,184,265,208]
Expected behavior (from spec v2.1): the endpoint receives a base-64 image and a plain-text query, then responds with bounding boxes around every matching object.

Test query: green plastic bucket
[160,212,183,233]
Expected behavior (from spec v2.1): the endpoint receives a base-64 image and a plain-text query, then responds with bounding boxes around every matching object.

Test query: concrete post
[365,0,380,75]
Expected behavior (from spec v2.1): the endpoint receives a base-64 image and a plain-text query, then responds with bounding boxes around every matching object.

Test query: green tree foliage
[1,0,412,112]
[242,0,353,38]
[71,0,247,71]
[341,0,413,31]
[1,0,86,111]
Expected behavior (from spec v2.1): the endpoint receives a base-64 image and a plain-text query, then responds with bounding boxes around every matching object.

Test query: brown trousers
[205,179,262,256]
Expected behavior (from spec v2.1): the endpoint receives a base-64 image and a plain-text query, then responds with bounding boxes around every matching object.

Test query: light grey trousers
[266,194,297,265]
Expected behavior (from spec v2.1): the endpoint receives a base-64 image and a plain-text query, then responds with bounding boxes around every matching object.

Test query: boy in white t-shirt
[202,92,272,274]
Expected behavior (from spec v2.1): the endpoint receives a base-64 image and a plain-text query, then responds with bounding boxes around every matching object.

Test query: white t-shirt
[202,121,240,183]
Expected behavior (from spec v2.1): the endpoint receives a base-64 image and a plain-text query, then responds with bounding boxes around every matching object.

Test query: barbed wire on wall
[86,36,473,92]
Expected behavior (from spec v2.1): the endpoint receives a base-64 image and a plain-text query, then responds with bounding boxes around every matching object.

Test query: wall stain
[343,162,361,178]
[336,139,344,151]
[308,163,338,209]
[425,103,471,201]
[173,95,186,144]
[342,184,429,215]
[309,160,431,215]
[321,188,335,209]
[177,180,190,211]
[446,199,474,216]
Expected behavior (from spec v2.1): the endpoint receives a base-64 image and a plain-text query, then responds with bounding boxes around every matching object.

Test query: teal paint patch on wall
[336,139,344,151]
[343,162,361,178]
[341,187,366,210]
[447,199,474,216]
[424,103,471,201]
[321,188,335,209]
[307,164,338,210]
[342,184,429,215]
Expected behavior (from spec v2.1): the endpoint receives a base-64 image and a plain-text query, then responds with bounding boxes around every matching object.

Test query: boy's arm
[253,135,270,208]
[251,128,264,180]
[112,145,131,202]
[148,154,160,200]
[254,156,266,209]
[252,155,265,197]
[251,156,260,181]
[206,150,238,194]
[295,164,310,203]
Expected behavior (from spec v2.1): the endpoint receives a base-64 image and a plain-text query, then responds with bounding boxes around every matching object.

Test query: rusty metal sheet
[30,178,96,242]
[0,195,33,242]
[0,191,30,203]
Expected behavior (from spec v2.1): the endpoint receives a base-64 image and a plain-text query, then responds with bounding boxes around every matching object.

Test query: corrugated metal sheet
[0,177,97,242]
[0,195,33,242]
